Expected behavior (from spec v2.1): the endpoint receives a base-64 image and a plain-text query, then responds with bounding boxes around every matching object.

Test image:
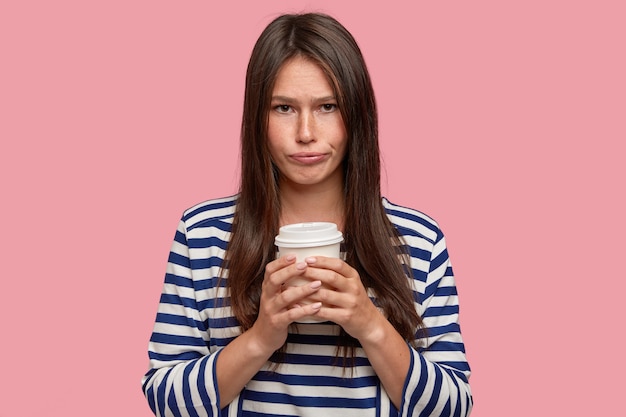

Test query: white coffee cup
[274,222,343,323]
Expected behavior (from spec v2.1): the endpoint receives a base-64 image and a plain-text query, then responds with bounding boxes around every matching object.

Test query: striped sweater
[142,195,472,416]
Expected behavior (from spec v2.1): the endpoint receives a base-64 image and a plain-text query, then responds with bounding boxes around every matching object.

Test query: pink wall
[1,1,624,415]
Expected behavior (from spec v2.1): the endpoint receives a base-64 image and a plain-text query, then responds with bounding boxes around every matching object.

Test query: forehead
[272,57,335,97]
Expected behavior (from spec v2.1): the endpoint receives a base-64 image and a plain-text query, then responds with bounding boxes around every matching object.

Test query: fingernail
[296,262,307,270]
[310,280,322,289]
[286,254,296,261]
[311,302,322,310]
[305,257,317,263]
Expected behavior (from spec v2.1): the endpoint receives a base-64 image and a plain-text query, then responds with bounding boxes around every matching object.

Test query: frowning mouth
[289,152,328,164]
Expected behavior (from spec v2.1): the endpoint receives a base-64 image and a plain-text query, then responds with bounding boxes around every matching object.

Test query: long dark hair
[224,13,423,354]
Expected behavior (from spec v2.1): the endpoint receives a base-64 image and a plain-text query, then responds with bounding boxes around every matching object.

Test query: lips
[289,152,327,164]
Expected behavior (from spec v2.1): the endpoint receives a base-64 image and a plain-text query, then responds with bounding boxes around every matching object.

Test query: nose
[297,112,315,143]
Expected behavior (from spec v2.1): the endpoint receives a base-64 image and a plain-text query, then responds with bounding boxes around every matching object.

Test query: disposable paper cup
[275,222,343,323]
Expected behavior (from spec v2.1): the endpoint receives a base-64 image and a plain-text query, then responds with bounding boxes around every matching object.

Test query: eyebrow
[271,95,337,103]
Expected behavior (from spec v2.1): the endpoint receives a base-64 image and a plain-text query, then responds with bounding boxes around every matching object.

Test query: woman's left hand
[300,256,385,342]
[302,256,411,409]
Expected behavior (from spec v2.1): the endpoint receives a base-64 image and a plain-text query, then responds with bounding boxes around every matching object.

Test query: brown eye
[276,105,291,113]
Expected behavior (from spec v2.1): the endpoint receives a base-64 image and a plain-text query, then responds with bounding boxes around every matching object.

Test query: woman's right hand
[216,255,321,408]
[250,254,323,354]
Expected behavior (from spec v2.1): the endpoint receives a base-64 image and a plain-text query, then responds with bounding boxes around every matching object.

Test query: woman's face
[267,56,348,192]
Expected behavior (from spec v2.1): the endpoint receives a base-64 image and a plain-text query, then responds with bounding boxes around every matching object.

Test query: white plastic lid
[274,222,343,248]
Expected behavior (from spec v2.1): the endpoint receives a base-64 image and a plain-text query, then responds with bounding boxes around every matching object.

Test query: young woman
[142,13,472,417]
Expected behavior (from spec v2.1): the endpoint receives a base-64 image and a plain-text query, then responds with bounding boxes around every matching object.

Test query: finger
[264,286,323,326]
[264,258,308,290]
[264,253,297,276]
[277,279,322,307]
[285,302,322,322]
[306,286,350,308]
[300,267,343,291]
[304,256,356,278]
[258,279,321,326]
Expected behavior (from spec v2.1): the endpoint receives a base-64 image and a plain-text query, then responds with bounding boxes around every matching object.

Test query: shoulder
[383,197,442,245]
[180,195,238,232]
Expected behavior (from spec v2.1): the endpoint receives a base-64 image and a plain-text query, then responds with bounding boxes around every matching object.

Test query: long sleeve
[141,219,222,417]
[142,196,472,416]
[400,228,473,416]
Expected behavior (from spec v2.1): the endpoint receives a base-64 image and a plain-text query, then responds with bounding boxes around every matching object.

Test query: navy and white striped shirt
[142,195,472,416]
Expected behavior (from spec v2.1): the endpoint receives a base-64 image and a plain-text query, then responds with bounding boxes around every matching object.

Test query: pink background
[1,1,624,415]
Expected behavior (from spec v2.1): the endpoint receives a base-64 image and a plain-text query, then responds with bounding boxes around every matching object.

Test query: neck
[278,181,345,230]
